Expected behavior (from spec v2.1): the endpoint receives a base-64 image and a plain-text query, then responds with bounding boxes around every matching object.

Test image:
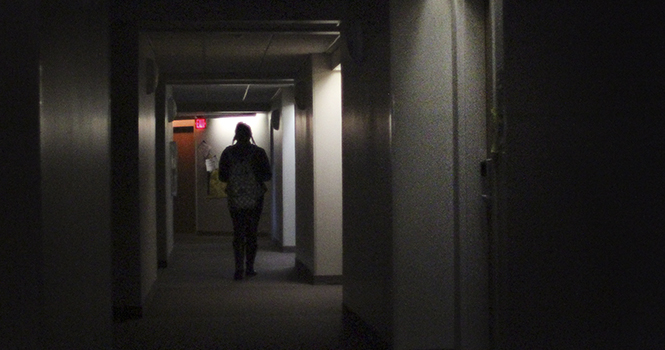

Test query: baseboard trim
[342,304,392,349]
[270,238,296,253]
[295,258,342,285]
[282,246,296,253]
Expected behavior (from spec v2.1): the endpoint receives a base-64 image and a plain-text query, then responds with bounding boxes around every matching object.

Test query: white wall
[390,1,489,348]
[391,2,456,348]
[311,54,343,277]
[195,114,272,234]
[455,0,490,348]
[281,88,297,247]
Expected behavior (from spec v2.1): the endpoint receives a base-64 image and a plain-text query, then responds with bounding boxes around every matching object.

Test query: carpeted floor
[114,234,388,350]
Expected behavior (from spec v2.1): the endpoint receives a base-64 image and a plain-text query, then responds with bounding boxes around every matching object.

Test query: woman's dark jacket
[218,142,272,184]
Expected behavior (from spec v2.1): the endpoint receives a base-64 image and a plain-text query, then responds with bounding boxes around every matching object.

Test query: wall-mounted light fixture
[271,109,281,130]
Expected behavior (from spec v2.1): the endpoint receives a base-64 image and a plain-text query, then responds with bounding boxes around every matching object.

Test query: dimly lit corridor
[114,235,386,349]
[4,1,665,349]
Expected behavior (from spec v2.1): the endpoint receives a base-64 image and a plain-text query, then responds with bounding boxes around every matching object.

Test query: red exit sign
[195,118,207,129]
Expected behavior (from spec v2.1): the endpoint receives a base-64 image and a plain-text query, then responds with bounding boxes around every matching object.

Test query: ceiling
[147,22,341,117]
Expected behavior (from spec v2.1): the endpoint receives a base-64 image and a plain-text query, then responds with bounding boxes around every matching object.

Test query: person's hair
[233,122,254,144]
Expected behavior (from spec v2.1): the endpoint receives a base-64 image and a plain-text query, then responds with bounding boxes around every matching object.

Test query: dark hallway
[114,235,387,349]
[5,1,665,348]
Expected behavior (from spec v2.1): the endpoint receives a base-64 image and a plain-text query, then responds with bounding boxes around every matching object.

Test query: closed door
[173,126,196,234]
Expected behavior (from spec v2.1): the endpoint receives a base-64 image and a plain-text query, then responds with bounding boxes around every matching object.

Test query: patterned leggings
[229,196,263,272]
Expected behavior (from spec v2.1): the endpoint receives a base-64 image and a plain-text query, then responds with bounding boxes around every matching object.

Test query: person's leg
[230,208,247,280]
[245,196,264,275]
[245,231,257,276]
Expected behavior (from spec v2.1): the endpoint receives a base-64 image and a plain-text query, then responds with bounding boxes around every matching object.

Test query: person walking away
[218,122,271,280]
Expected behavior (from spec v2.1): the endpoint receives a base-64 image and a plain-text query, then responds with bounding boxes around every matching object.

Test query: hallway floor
[114,234,388,350]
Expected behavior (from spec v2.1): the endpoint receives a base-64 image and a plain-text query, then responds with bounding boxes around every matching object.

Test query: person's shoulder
[248,144,264,151]
[221,144,240,156]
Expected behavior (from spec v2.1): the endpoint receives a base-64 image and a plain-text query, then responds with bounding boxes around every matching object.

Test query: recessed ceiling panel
[267,33,339,55]
[149,32,204,74]
[260,55,309,76]
[244,85,281,103]
[149,25,340,109]
[203,32,273,75]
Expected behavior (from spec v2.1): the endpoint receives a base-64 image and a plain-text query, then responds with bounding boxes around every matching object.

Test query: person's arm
[218,149,231,182]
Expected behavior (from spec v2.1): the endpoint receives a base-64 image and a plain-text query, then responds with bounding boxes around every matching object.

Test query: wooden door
[173,126,196,235]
